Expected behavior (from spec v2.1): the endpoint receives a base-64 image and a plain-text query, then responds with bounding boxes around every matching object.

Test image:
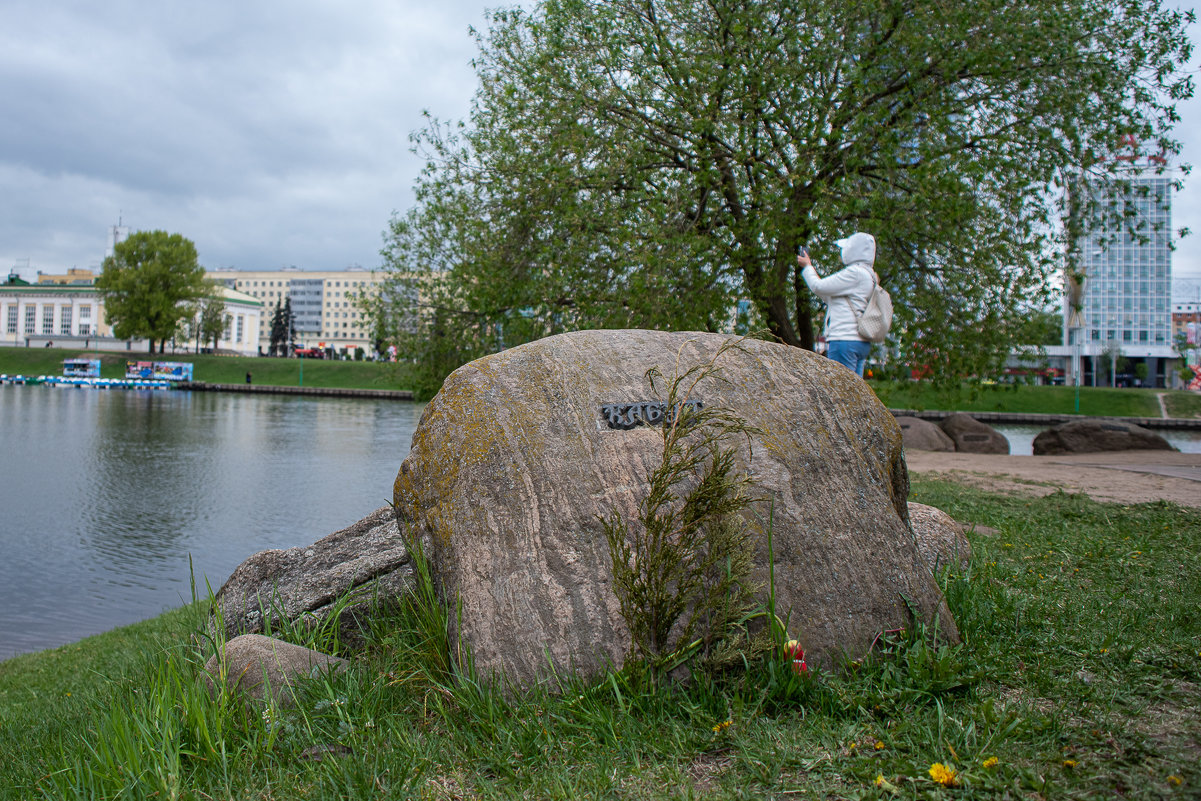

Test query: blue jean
[827,340,872,376]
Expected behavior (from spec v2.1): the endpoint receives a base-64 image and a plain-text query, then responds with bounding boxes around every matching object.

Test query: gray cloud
[2,0,1198,303]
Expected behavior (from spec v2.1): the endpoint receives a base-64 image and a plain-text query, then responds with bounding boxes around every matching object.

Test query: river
[0,385,423,661]
[3,385,1199,661]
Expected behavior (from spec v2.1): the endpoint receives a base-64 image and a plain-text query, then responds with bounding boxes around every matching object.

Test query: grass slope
[2,485,1197,799]
[0,347,413,391]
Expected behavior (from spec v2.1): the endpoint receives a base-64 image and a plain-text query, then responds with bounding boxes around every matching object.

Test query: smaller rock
[211,506,413,647]
[204,634,348,705]
[896,416,956,452]
[1032,419,1176,455]
[939,413,1009,454]
[908,503,972,573]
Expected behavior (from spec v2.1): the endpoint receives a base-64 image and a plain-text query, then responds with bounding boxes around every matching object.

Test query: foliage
[95,230,210,354]
[267,297,295,357]
[601,341,764,677]
[375,0,1193,396]
[1012,307,1065,347]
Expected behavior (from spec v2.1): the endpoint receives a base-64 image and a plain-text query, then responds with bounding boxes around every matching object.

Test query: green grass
[0,347,414,391]
[870,380,1183,418]
[3,484,1198,799]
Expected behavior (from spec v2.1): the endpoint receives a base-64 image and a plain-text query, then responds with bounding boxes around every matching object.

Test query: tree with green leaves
[269,299,288,357]
[96,230,210,354]
[375,0,1192,397]
[197,293,227,352]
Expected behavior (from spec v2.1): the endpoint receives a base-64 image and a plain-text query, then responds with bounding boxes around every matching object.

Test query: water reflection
[0,386,422,660]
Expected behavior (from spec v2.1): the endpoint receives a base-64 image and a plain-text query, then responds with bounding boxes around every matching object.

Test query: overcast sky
[3,1,1200,299]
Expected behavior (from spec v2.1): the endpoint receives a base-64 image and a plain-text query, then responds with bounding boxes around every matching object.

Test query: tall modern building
[1063,158,1177,387]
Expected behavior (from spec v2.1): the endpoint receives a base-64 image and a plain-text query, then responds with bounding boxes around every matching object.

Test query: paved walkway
[904,449,1201,507]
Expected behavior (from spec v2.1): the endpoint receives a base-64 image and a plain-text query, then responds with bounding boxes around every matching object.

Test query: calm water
[0,385,423,661]
[3,387,1197,661]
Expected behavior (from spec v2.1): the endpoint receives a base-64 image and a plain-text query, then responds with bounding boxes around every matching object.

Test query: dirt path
[904,449,1201,508]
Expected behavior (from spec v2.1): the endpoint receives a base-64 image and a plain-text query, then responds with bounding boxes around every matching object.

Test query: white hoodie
[801,232,877,342]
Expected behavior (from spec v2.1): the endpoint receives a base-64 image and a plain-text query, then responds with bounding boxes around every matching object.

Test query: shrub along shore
[1,480,1198,799]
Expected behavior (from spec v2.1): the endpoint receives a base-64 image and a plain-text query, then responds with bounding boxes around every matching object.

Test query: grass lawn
[0,347,414,391]
[2,483,1197,799]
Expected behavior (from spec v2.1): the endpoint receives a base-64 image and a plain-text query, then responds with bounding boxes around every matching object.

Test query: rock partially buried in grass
[204,634,348,705]
[393,329,959,688]
[908,502,972,573]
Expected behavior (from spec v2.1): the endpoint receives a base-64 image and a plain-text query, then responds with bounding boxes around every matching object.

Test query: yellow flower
[1168,775,1183,787]
[1063,759,1078,768]
[711,719,732,733]
[928,763,959,787]
[875,740,885,750]
[874,774,899,794]
[982,756,998,769]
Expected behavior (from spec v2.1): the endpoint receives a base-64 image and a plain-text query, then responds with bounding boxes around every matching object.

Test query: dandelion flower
[712,719,732,733]
[1063,759,1078,768]
[982,756,998,769]
[1168,775,1183,787]
[928,763,959,787]
[875,740,885,750]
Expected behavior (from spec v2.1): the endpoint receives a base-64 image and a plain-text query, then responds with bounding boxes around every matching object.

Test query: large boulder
[393,329,958,688]
[908,503,972,573]
[211,506,412,645]
[896,416,956,452]
[939,413,1009,454]
[1032,419,1176,455]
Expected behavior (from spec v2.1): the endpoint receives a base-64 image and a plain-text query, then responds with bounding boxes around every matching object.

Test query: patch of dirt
[904,450,1201,508]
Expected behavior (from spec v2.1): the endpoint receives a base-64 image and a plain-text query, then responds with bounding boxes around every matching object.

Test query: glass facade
[1078,172,1172,346]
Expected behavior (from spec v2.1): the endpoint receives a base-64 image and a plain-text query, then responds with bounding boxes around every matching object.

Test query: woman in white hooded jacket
[797,231,877,377]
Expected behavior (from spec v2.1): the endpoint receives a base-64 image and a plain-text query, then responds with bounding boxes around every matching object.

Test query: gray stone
[393,329,958,688]
[211,506,412,646]
[1032,419,1176,455]
[908,502,972,573]
[939,413,1009,454]
[203,634,348,704]
[896,416,956,452]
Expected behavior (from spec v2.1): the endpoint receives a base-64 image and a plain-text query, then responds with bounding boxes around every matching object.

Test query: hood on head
[835,232,876,266]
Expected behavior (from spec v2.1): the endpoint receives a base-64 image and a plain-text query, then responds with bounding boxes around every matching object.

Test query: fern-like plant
[602,339,766,677]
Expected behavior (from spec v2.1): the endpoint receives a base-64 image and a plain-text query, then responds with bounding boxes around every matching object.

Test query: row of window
[4,304,93,336]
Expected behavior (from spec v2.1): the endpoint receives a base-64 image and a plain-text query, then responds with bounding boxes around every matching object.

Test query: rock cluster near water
[392,329,958,687]
[895,412,1009,454]
[1032,419,1176,455]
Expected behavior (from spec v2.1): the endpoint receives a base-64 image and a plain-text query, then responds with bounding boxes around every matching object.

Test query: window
[42,306,54,334]
[5,306,16,334]
[80,305,91,320]
[78,323,91,336]
[236,315,244,343]
[60,306,72,335]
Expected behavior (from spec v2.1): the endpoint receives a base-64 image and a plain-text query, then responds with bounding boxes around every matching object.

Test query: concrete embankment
[179,382,414,400]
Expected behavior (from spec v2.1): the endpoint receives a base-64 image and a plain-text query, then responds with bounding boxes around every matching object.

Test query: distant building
[205,267,385,356]
[1053,151,1179,387]
[0,271,261,356]
[36,268,95,286]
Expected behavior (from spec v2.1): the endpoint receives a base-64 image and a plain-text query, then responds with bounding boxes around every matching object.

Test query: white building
[0,274,262,356]
[205,266,386,356]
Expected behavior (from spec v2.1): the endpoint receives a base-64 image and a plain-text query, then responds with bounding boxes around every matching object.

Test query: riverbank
[3,479,1197,798]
